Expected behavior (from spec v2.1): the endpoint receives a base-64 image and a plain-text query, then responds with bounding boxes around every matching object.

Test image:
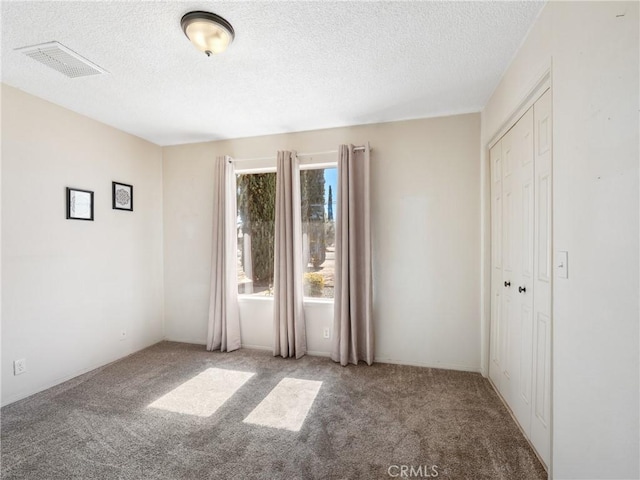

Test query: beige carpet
[1,342,546,479]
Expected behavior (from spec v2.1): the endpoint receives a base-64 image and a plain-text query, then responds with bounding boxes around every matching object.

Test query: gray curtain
[273,150,307,358]
[331,144,373,366]
[207,156,241,352]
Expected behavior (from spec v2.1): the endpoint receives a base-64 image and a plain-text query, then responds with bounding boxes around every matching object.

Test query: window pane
[237,172,276,295]
[301,167,337,299]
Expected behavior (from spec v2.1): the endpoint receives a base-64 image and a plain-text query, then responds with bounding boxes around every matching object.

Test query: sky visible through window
[324,167,337,217]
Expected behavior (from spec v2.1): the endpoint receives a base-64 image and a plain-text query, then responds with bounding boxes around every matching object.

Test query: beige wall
[482,2,639,478]
[1,84,165,405]
[163,114,482,370]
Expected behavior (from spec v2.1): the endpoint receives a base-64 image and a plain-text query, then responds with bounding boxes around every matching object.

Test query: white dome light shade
[181,11,235,56]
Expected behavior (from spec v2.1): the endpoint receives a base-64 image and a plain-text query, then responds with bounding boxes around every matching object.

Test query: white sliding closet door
[489,88,551,468]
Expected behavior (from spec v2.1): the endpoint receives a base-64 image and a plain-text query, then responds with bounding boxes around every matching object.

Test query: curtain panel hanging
[207,155,241,352]
[331,143,374,366]
[273,150,307,358]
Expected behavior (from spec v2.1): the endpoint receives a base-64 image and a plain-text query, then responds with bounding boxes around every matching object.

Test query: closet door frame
[485,68,552,477]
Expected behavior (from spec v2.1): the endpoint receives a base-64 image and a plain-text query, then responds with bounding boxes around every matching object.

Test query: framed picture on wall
[66,187,94,221]
[112,181,133,211]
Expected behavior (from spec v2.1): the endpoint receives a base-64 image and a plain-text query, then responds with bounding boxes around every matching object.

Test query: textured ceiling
[1,1,544,146]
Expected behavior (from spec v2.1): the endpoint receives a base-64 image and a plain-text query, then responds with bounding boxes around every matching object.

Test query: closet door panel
[506,108,534,432]
[500,128,517,405]
[489,141,503,387]
[531,88,552,466]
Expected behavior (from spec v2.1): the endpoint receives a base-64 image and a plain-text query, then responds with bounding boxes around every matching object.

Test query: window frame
[235,157,337,304]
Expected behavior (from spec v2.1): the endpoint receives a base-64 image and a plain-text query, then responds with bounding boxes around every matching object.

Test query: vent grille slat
[15,41,107,78]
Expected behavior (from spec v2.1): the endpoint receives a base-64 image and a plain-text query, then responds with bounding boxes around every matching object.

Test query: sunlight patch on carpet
[148,368,254,417]
[243,377,322,431]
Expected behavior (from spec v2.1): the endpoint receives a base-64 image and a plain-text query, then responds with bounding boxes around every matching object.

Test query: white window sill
[302,297,334,306]
[237,295,334,306]
[237,295,274,302]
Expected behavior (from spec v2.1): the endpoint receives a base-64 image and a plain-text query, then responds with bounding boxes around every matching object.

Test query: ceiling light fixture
[181,11,235,57]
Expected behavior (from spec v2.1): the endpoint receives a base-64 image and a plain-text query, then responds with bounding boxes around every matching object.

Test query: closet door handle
[518,286,526,293]
[504,281,511,287]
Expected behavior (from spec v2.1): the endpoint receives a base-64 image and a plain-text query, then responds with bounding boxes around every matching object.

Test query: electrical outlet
[323,327,330,339]
[120,330,127,341]
[14,359,26,376]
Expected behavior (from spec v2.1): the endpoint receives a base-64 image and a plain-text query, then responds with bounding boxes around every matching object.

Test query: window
[236,166,337,299]
[237,172,276,295]
[301,167,336,299]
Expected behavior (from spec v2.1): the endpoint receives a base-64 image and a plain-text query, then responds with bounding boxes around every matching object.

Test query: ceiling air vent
[15,41,107,78]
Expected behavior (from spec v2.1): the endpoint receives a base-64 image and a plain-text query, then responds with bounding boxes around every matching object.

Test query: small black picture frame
[112,182,133,211]
[66,187,94,221]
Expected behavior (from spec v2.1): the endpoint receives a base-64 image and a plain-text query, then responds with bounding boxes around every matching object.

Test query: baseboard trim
[165,340,331,359]
[306,350,331,358]
[240,343,271,352]
[1,338,164,407]
[163,336,206,346]
[240,344,331,359]
[374,357,482,373]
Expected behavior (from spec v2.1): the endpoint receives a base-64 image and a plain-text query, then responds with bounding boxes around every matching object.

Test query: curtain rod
[232,145,368,163]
